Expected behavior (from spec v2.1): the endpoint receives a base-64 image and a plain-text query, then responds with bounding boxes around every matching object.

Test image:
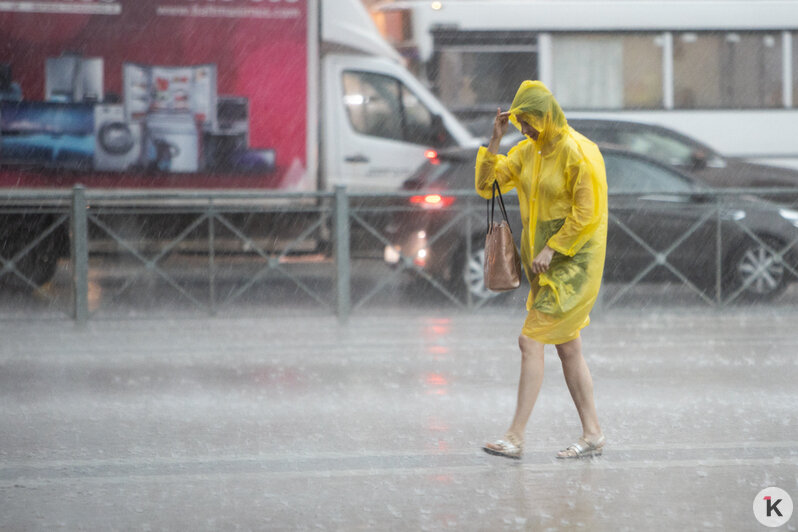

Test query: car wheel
[724,235,790,301]
[461,243,500,302]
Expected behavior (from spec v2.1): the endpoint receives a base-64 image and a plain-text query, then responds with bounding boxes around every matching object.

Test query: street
[1,306,796,530]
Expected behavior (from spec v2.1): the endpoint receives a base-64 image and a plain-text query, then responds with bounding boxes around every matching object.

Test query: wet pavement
[1,307,797,530]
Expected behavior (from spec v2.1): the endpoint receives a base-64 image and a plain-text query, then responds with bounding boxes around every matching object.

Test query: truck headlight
[779,208,798,227]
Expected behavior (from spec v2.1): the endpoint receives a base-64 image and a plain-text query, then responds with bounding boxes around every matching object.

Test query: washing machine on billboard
[144,112,200,173]
[94,104,142,172]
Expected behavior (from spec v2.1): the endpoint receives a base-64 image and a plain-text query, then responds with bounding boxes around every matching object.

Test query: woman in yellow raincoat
[478,81,608,460]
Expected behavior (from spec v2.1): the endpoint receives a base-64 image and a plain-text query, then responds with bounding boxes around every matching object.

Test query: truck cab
[320,0,476,191]
[323,53,474,191]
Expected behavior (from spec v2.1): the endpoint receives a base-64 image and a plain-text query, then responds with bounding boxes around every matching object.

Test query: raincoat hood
[508,81,568,150]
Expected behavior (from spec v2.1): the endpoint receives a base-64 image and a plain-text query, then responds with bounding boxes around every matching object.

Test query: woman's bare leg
[485,335,545,452]
[506,335,546,438]
[555,336,603,445]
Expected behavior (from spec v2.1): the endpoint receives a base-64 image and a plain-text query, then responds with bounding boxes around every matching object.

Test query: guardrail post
[208,198,217,316]
[334,185,351,322]
[465,197,473,309]
[71,185,89,324]
[715,198,723,307]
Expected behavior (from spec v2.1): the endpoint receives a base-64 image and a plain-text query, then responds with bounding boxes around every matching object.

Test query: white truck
[0,0,477,285]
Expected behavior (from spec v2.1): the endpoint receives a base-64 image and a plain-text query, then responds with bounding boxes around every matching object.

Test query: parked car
[568,119,798,195]
[385,145,798,302]
[473,117,798,200]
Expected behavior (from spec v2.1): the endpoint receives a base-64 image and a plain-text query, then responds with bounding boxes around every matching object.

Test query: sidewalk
[1,308,796,530]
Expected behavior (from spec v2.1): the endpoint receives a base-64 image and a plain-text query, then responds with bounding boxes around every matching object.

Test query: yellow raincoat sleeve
[474,144,524,199]
[546,156,607,256]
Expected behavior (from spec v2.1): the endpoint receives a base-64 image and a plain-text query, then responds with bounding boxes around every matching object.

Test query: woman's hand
[492,108,511,140]
[487,108,511,154]
[531,245,555,275]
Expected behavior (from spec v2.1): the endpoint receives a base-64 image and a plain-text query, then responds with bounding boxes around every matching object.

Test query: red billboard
[0,0,310,189]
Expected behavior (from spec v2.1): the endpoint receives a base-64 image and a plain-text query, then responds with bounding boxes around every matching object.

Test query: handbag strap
[488,180,512,233]
[487,183,492,233]
[495,181,511,224]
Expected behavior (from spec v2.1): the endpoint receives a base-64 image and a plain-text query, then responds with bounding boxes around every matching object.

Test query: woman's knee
[518,334,544,358]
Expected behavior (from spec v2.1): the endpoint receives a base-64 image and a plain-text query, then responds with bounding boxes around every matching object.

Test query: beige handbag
[484,180,522,291]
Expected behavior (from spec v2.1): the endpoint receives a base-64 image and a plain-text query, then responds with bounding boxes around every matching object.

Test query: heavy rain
[1,0,797,530]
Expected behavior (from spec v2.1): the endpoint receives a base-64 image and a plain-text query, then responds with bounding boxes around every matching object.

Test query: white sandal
[556,435,605,459]
[483,433,523,459]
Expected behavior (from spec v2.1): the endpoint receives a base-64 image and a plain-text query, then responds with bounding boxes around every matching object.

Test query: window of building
[792,32,798,107]
[372,8,413,47]
[429,30,538,114]
[674,32,782,108]
[551,33,664,109]
[434,49,537,112]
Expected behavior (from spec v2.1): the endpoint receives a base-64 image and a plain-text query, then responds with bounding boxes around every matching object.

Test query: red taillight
[422,194,442,204]
[410,194,455,208]
[425,149,440,165]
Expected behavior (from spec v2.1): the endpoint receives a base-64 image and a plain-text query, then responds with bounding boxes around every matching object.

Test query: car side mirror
[691,150,708,171]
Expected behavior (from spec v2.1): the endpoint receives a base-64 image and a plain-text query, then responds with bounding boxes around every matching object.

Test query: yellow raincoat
[475,81,608,344]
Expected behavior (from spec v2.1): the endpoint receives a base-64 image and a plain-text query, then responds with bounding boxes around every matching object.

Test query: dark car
[385,145,798,302]
[568,118,798,197]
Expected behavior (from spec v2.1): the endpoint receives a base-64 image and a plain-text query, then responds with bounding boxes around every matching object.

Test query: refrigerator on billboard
[123,63,217,130]
[45,55,104,103]
[123,63,217,173]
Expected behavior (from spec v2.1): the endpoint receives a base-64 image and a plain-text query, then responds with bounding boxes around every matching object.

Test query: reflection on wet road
[1,309,797,529]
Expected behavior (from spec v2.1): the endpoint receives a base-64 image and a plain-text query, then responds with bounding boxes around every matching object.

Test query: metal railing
[74,187,338,322]
[1,185,798,322]
[346,190,486,311]
[0,190,72,319]
[603,189,798,308]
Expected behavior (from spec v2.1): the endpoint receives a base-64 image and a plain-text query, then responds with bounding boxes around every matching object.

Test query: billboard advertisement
[0,0,310,189]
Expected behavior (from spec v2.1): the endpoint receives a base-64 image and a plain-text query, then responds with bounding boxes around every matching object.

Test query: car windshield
[614,130,697,166]
[417,149,709,196]
[604,153,705,194]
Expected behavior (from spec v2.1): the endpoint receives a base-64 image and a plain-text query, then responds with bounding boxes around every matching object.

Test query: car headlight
[779,208,798,228]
